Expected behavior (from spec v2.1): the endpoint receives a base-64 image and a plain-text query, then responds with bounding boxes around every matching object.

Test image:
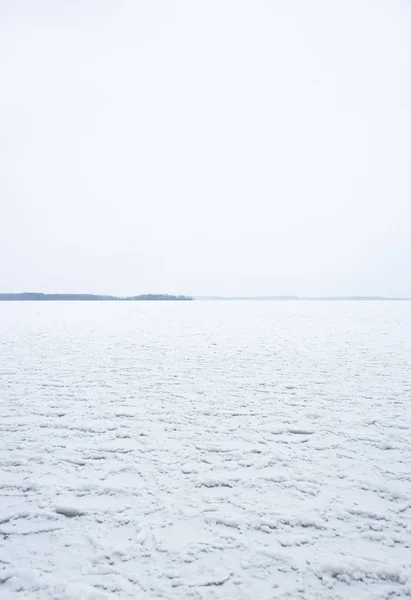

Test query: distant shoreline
[0,293,193,301]
[0,293,410,302]
[196,296,411,301]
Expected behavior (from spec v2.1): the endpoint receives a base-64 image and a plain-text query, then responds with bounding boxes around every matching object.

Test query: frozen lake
[1,301,410,599]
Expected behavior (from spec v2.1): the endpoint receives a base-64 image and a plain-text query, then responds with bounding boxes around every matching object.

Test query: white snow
[0,300,411,599]
[55,506,86,519]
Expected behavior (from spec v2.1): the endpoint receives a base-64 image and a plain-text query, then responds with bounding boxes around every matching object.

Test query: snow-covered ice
[0,300,410,599]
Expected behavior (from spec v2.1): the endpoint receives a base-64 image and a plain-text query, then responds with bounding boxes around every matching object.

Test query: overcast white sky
[0,0,410,296]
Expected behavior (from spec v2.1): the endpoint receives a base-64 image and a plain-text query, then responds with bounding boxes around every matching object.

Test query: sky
[0,0,410,297]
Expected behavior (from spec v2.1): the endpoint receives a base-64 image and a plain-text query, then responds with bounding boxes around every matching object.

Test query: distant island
[0,293,193,301]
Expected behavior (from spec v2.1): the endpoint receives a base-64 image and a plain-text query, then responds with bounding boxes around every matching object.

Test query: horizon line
[0,292,410,302]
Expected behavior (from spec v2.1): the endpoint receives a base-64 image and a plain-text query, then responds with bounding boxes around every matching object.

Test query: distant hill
[0,293,193,301]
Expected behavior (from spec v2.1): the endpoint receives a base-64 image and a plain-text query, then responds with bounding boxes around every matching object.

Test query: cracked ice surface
[0,300,411,600]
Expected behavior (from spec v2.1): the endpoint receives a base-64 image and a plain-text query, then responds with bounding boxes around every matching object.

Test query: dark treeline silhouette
[0,293,193,301]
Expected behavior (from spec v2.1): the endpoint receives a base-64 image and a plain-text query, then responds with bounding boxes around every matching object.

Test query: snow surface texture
[0,301,410,600]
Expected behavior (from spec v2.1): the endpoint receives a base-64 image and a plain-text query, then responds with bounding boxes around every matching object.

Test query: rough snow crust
[1,301,410,599]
